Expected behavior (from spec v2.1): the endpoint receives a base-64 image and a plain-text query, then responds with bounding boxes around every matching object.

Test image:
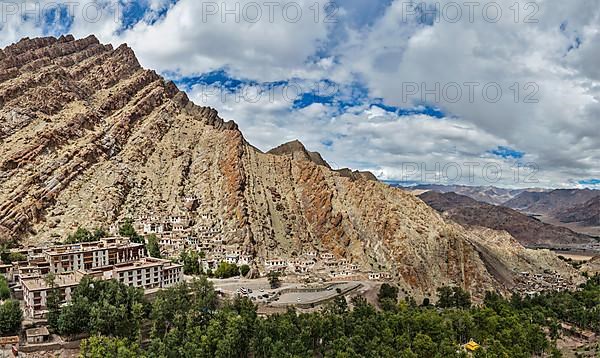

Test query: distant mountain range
[418,191,598,249]
[555,197,600,227]
[390,183,549,205]
[398,184,599,242]
[504,188,600,217]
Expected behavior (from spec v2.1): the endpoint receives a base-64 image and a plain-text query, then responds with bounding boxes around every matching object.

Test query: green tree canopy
[0,300,22,335]
[147,234,161,258]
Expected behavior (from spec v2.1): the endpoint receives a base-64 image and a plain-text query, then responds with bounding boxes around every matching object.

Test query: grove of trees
[38,273,598,357]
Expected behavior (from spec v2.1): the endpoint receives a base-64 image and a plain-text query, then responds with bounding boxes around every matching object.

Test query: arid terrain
[0,35,584,298]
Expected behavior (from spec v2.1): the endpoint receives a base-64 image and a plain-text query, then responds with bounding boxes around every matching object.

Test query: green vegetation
[42,273,598,357]
[45,273,61,329]
[147,234,161,258]
[436,286,472,309]
[0,246,26,264]
[74,278,593,357]
[378,283,399,310]
[268,271,281,289]
[119,219,144,244]
[0,300,22,335]
[515,275,600,333]
[80,336,143,358]
[179,250,202,275]
[50,276,145,339]
[213,262,240,279]
[0,276,10,300]
[239,264,251,277]
[65,227,108,244]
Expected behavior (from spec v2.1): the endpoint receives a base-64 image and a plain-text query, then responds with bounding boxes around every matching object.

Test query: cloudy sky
[1,0,599,188]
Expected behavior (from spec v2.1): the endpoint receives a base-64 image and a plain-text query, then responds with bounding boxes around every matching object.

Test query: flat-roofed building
[43,238,144,273]
[21,271,84,318]
[103,258,183,290]
[26,327,50,343]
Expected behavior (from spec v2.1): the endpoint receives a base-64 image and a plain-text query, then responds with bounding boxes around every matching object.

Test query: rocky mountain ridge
[504,189,600,217]
[419,191,598,248]
[398,184,548,206]
[0,35,581,297]
[555,196,600,227]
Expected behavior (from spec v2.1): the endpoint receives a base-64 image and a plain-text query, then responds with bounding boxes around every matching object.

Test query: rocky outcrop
[267,140,331,169]
[335,168,378,182]
[0,36,580,297]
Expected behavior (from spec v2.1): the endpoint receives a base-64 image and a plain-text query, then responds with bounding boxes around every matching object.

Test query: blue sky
[2,0,599,188]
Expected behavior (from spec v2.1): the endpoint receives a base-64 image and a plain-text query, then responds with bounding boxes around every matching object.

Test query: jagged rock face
[0,36,579,297]
[267,140,377,182]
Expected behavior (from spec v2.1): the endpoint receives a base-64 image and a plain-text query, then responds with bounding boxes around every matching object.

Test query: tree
[180,250,201,275]
[58,297,90,336]
[214,262,240,279]
[0,247,26,264]
[45,273,61,330]
[378,283,399,310]
[436,286,471,309]
[239,264,251,277]
[0,300,22,335]
[325,295,347,314]
[80,336,144,358]
[64,227,108,244]
[57,277,145,339]
[92,228,109,240]
[412,333,436,358]
[65,227,93,244]
[119,219,143,244]
[147,234,161,258]
[268,271,281,289]
[7,252,26,263]
[0,276,10,300]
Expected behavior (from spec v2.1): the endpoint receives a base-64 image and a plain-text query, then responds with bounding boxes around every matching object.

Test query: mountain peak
[267,140,331,168]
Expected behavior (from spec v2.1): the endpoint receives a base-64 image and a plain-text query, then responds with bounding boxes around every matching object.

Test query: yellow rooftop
[464,340,481,351]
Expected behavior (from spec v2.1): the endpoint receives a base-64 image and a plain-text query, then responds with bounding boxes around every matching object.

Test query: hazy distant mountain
[396,184,546,205]
[555,196,600,227]
[504,189,600,217]
[419,191,598,248]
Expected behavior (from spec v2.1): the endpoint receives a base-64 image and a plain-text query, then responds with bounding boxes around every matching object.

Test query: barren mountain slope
[419,191,597,248]
[0,35,581,297]
[555,197,600,227]
[505,189,600,216]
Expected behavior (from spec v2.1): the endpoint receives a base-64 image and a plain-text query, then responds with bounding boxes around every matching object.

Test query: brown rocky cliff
[0,36,579,297]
